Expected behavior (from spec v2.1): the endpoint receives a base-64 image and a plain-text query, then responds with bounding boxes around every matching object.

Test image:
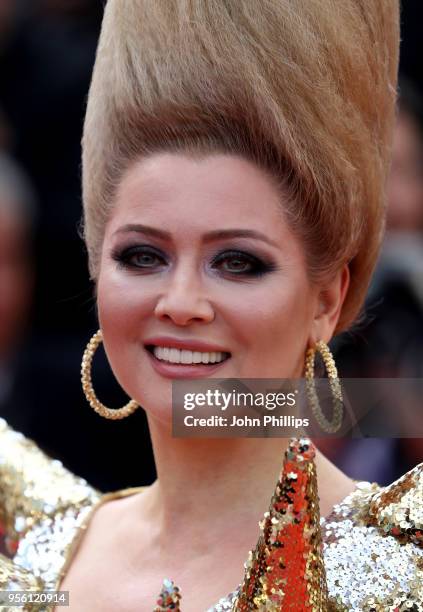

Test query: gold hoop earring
[304,340,343,433]
[81,329,139,420]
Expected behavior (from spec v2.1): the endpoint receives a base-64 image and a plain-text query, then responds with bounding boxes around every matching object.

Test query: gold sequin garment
[0,418,102,611]
[0,417,422,611]
[321,468,422,611]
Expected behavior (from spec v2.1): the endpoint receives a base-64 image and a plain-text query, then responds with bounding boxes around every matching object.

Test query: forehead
[108,152,289,236]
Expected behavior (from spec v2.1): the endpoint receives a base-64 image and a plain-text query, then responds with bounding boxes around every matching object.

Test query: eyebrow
[113,224,279,248]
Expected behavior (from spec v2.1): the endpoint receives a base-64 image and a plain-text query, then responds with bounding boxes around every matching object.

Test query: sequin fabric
[0,417,422,611]
[322,463,423,611]
[154,579,182,611]
[0,418,101,611]
[233,438,329,610]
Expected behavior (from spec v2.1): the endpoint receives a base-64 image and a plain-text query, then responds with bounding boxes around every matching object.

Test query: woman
[0,1,421,610]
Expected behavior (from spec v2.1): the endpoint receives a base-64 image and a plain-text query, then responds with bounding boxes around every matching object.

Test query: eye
[212,250,272,277]
[112,245,167,269]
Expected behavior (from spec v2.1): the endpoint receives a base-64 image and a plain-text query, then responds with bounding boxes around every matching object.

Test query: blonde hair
[82,0,399,333]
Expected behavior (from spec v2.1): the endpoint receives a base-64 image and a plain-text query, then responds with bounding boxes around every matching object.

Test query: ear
[309,265,350,346]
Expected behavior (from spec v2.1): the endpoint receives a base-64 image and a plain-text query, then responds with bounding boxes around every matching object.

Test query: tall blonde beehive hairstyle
[82,0,400,333]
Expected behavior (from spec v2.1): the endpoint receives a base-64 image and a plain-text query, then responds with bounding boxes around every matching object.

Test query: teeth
[192,351,203,364]
[169,348,180,363]
[152,346,228,365]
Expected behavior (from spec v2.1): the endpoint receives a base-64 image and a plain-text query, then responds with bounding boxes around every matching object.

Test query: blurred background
[0,0,421,491]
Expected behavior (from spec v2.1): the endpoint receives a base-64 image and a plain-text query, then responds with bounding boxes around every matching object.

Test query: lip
[144,336,231,379]
[144,336,230,353]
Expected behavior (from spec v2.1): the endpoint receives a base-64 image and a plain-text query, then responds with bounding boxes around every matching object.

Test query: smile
[146,345,230,365]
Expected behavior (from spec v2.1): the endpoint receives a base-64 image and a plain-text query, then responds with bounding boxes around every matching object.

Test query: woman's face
[97,153,333,423]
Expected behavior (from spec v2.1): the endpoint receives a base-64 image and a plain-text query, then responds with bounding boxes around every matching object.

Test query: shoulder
[0,417,101,541]
[367,460,422,545]
[322,461,422,609]
[0,417,102,591]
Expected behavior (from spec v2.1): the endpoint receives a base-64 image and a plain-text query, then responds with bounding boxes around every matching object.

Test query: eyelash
[111,245,276,278]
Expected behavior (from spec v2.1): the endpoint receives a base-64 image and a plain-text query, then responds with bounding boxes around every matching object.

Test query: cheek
[232,280,314,375]
[97,266,154,337]
[96,272,175,421]
[96,267,155,394]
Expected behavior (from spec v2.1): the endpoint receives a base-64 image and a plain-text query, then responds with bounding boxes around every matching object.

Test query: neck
[141,417,356,555]
[147,416,288,534]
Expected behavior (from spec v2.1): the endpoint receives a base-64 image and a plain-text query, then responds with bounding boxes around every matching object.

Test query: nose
[153,268,215,326]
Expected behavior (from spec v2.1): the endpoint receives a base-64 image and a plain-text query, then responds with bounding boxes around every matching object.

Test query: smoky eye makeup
[110,242,280,278]
[209,249,279,277]
[111,244,168,270]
